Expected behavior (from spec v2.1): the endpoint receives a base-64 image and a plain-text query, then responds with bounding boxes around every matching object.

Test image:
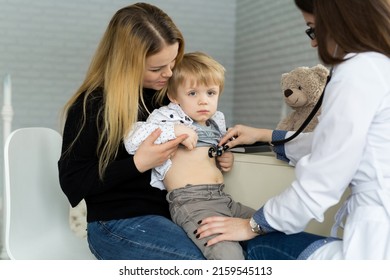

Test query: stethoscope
[208,67,333,158]
[208,145,228,158]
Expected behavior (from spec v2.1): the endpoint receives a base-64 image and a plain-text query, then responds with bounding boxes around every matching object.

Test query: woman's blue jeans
[87,215,324,260]
[87,215,206,260]
[245,231,325,260]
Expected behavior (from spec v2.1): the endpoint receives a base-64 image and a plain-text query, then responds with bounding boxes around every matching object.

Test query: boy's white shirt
[124,102,226,190]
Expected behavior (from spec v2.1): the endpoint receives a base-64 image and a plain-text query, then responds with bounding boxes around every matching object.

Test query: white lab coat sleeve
[284,132,314,166]
[263,54,386,234]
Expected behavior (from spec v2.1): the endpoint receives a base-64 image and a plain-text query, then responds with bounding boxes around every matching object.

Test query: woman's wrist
[133,153,148,173]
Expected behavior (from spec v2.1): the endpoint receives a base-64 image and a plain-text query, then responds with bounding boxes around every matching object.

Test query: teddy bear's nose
[284,89,293,98]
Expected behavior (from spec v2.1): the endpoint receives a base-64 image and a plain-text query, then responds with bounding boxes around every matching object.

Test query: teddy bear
[276,64,329,132]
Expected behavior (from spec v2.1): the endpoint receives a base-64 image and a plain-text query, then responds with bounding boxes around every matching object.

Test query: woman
[58,3,233,260]
[196,0,390,259]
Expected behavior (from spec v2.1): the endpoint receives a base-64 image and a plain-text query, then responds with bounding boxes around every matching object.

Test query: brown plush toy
[276,64,329,132]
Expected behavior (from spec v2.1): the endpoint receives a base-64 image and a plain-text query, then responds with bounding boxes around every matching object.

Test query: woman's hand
[217,151,234,172]
[219,125,273,149]
[195,216,258,246]
[134,128,188,172]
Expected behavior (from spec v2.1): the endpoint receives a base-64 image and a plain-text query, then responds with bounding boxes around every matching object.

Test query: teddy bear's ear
[312,64,330,84]
[280,73,288,85]
[281,73,288,81]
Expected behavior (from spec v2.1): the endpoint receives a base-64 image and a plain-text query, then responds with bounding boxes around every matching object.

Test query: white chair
[3,127,95,259]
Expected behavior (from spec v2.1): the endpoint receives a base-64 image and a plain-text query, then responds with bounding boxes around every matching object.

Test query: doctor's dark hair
[295,0,390,65]
[294,0,313,13]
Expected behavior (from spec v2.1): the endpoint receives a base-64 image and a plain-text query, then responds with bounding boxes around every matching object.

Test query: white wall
[234,0,319,128]
[0,0,237,132]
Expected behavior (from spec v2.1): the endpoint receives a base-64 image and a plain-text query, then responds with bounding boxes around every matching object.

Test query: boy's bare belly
[163,146,224,192]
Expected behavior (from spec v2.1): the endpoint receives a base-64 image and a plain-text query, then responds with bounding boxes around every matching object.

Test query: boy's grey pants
[166,183,255,260]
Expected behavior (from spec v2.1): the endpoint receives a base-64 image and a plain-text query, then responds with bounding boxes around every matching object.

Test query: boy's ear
[167,93,178,104]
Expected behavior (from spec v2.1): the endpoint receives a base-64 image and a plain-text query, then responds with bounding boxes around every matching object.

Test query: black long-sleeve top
[58,88,170,222]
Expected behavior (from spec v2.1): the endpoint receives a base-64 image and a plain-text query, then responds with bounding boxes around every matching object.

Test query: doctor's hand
[219,125,273,149]
[195,216,258,246]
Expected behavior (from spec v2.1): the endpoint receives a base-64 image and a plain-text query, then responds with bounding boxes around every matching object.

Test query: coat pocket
[343,205,390,259]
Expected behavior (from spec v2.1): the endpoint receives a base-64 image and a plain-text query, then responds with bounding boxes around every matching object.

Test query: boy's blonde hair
[165,52,225,100]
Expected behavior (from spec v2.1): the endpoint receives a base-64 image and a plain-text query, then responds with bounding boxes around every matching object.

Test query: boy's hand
[174,124,198,150]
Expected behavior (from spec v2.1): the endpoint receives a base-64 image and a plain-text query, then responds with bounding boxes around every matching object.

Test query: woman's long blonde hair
[61,3,184,179]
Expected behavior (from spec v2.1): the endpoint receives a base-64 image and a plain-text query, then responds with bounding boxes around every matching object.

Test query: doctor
[196,0,390,259]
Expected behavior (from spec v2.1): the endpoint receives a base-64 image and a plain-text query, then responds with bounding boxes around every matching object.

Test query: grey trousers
[166,184,255,260]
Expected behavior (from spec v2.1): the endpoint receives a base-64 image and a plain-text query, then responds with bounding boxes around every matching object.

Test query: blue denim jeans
[87,215,206,260]
[87,215,324,260]
[245,231,325,260]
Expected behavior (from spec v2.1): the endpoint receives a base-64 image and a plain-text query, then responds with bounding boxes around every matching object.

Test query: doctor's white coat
[266,52,390,259]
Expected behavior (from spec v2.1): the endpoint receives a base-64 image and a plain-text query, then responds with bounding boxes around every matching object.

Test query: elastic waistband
[167,183,224,201]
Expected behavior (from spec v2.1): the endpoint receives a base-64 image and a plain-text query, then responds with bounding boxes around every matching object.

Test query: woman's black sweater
[58,88,170,222]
